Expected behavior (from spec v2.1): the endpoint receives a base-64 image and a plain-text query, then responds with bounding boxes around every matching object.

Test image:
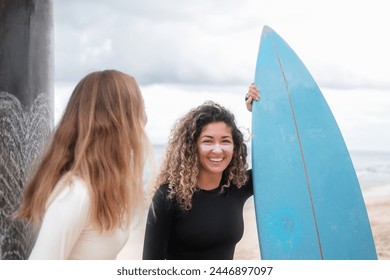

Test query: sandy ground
[117,184,390,260]
[364,191,390,259]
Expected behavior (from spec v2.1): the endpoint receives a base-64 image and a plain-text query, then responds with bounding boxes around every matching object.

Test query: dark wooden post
[0,0,53,259]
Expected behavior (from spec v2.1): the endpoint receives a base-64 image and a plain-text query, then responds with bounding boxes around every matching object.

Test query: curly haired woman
[143,84,259,260]
[16,70,151,259]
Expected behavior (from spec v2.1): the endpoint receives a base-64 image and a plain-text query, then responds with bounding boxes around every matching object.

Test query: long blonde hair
[154,101,248,211]
[17,70,150,231]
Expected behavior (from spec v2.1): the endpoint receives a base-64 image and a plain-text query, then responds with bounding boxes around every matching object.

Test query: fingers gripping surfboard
[251,26,377,260]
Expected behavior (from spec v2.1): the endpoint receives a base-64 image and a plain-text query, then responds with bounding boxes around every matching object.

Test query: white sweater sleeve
[28,179,91,260]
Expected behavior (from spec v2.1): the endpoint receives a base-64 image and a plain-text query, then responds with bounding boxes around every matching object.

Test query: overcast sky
[53,0,390,151]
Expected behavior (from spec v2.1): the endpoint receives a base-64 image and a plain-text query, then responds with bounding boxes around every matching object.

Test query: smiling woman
[197,122,234,190]
[142,100,255,260]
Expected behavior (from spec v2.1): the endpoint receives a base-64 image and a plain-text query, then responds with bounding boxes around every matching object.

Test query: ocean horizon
[147,144,390,197]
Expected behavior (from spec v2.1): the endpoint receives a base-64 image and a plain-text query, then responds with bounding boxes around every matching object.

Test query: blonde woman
[16,70,150,259]
[143,87,259,260]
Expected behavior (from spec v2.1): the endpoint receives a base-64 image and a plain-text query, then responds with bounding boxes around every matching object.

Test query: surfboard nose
[262,25,274,34]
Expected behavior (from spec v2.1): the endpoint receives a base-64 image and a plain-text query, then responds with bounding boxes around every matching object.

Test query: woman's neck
[197,172,223,190]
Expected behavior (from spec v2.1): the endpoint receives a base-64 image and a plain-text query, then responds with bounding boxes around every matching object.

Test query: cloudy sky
[53,0,390,151]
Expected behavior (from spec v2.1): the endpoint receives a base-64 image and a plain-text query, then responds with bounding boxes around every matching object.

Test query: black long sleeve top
[142,170,253,260]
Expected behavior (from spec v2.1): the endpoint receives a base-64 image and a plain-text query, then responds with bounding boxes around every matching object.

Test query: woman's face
[197,121,234,177]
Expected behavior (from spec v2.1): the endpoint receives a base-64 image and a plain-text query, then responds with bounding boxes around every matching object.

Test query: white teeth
[209,158,223,162]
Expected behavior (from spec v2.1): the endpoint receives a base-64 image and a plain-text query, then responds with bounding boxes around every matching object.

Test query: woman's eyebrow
[200,135,232,139]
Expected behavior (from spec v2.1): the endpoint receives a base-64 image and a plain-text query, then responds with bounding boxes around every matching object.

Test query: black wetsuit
[142,171,253,260]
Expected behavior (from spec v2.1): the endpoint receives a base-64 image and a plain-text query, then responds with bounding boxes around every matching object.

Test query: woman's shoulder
[229,169,253,198]
[47,174,90,208]
[154,183,170,198]
[61,174,88,196]
[148,184,178,214]
[231,169,252,188]
[152,183,177,205]
[68,175,89,194]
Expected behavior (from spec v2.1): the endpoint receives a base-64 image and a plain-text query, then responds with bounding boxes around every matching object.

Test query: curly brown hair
[153,101,248,211]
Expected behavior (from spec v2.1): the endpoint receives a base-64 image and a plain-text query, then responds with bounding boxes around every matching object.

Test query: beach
[364,189,390,259]
[118,150,390,260]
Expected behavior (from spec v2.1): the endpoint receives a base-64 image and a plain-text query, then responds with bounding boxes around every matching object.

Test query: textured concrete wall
[0,0,53,259]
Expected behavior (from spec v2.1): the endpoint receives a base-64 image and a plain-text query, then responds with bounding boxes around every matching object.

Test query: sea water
[350,150,390,199]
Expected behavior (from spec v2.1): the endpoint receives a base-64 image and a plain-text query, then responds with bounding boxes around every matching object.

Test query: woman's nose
[211,144,223,152]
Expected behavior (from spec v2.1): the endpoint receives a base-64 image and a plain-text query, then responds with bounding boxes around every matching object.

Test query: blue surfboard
[251,26,377,259]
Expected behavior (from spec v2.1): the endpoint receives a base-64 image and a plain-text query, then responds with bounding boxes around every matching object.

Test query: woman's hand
[245,83,260,112]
